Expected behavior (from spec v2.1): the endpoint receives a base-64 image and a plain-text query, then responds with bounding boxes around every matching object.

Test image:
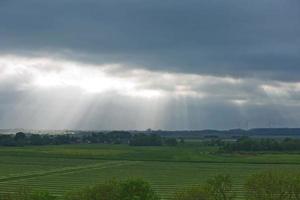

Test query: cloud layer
[0,1,299,129]
[0,0,299,80]
[1,55,300,130]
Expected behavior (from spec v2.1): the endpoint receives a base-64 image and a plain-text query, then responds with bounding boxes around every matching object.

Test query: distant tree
[221,137,300,152]
[29,134,44,145]
[164,138,178,146]
[14,132,26,140]
[108,131,131,144]
[0,134,15,146]
[179,137,185,144]
[53,134,76,145]
[81,131,131,144]
[14,132,27,146]
[129,134,163,146]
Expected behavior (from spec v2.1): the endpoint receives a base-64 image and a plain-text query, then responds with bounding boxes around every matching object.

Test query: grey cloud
[0,57,300,129]
[1,0,300,130]
[1,85,298,130]
[0,0,299,81]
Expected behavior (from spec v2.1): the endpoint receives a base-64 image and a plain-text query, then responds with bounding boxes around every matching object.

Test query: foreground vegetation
[1,139,300,199]
[2,171,300,200]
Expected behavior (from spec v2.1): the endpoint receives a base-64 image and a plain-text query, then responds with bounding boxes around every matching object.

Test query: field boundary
[0,161,139,183]
[1,152,300,165]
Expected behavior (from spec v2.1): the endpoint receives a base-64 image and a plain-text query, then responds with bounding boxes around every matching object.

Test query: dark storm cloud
[1,0,300,130]
[0,0,299,80]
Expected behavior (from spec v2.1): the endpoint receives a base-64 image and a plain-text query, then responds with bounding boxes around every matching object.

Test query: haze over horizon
[0,0,299,130]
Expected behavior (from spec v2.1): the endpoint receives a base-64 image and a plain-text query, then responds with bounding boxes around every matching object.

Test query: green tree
[205,175,235,200]
[64,179,159,200]
[164,138,178,146]
[290,173,300,200]
[64,180,120,200]
[179,137,185,144]
[119,179,160,200]
[29,134,44,145]
[173,175,234,200]
[245,171,292,200]
[28,191,57,200]
[14,132,27,146]
[174,187,209,200]
[0,188,56,200]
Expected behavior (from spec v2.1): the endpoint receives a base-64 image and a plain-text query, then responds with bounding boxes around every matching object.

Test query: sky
[0,0,299,130]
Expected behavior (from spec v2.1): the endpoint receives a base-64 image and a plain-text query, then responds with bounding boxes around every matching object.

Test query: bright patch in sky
[0,55,240,99]
[0,55,165,98]
[1,54,300,129]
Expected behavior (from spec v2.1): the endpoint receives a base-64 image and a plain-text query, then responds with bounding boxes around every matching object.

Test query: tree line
[129,134,179,146]
[222,136,300,152]
[1,171,300,200]
[0,132,180,147]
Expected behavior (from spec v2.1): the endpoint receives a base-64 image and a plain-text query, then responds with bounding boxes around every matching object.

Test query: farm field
[1,144,300,199]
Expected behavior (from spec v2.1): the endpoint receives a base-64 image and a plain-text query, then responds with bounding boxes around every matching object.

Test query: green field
[1,144,300,199]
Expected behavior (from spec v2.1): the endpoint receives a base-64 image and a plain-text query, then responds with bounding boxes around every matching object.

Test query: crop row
[1,160,299,199]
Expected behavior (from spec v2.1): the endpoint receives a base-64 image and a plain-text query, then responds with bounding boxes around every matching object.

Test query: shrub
[205,174,235,200]
[64,180,120,200]
[0,188,56,200]
[245,171,292,200]
[173,175,234,200]
[64,179,160,200]
[119,179,160,200]
[174,187,209,200]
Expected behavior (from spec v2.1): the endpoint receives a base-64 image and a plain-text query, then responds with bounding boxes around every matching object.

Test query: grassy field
[1,143,300,199]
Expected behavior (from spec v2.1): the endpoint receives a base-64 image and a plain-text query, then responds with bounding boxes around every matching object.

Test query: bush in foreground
[3,172,300,200]
[119,179,159,200]
[205,174,235,200]
[174,187,209,200]
[64,180,120,200]
[174,174,234,200]
[245,170,300,200]
[64,179,159,200]
[0,188,56,200]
